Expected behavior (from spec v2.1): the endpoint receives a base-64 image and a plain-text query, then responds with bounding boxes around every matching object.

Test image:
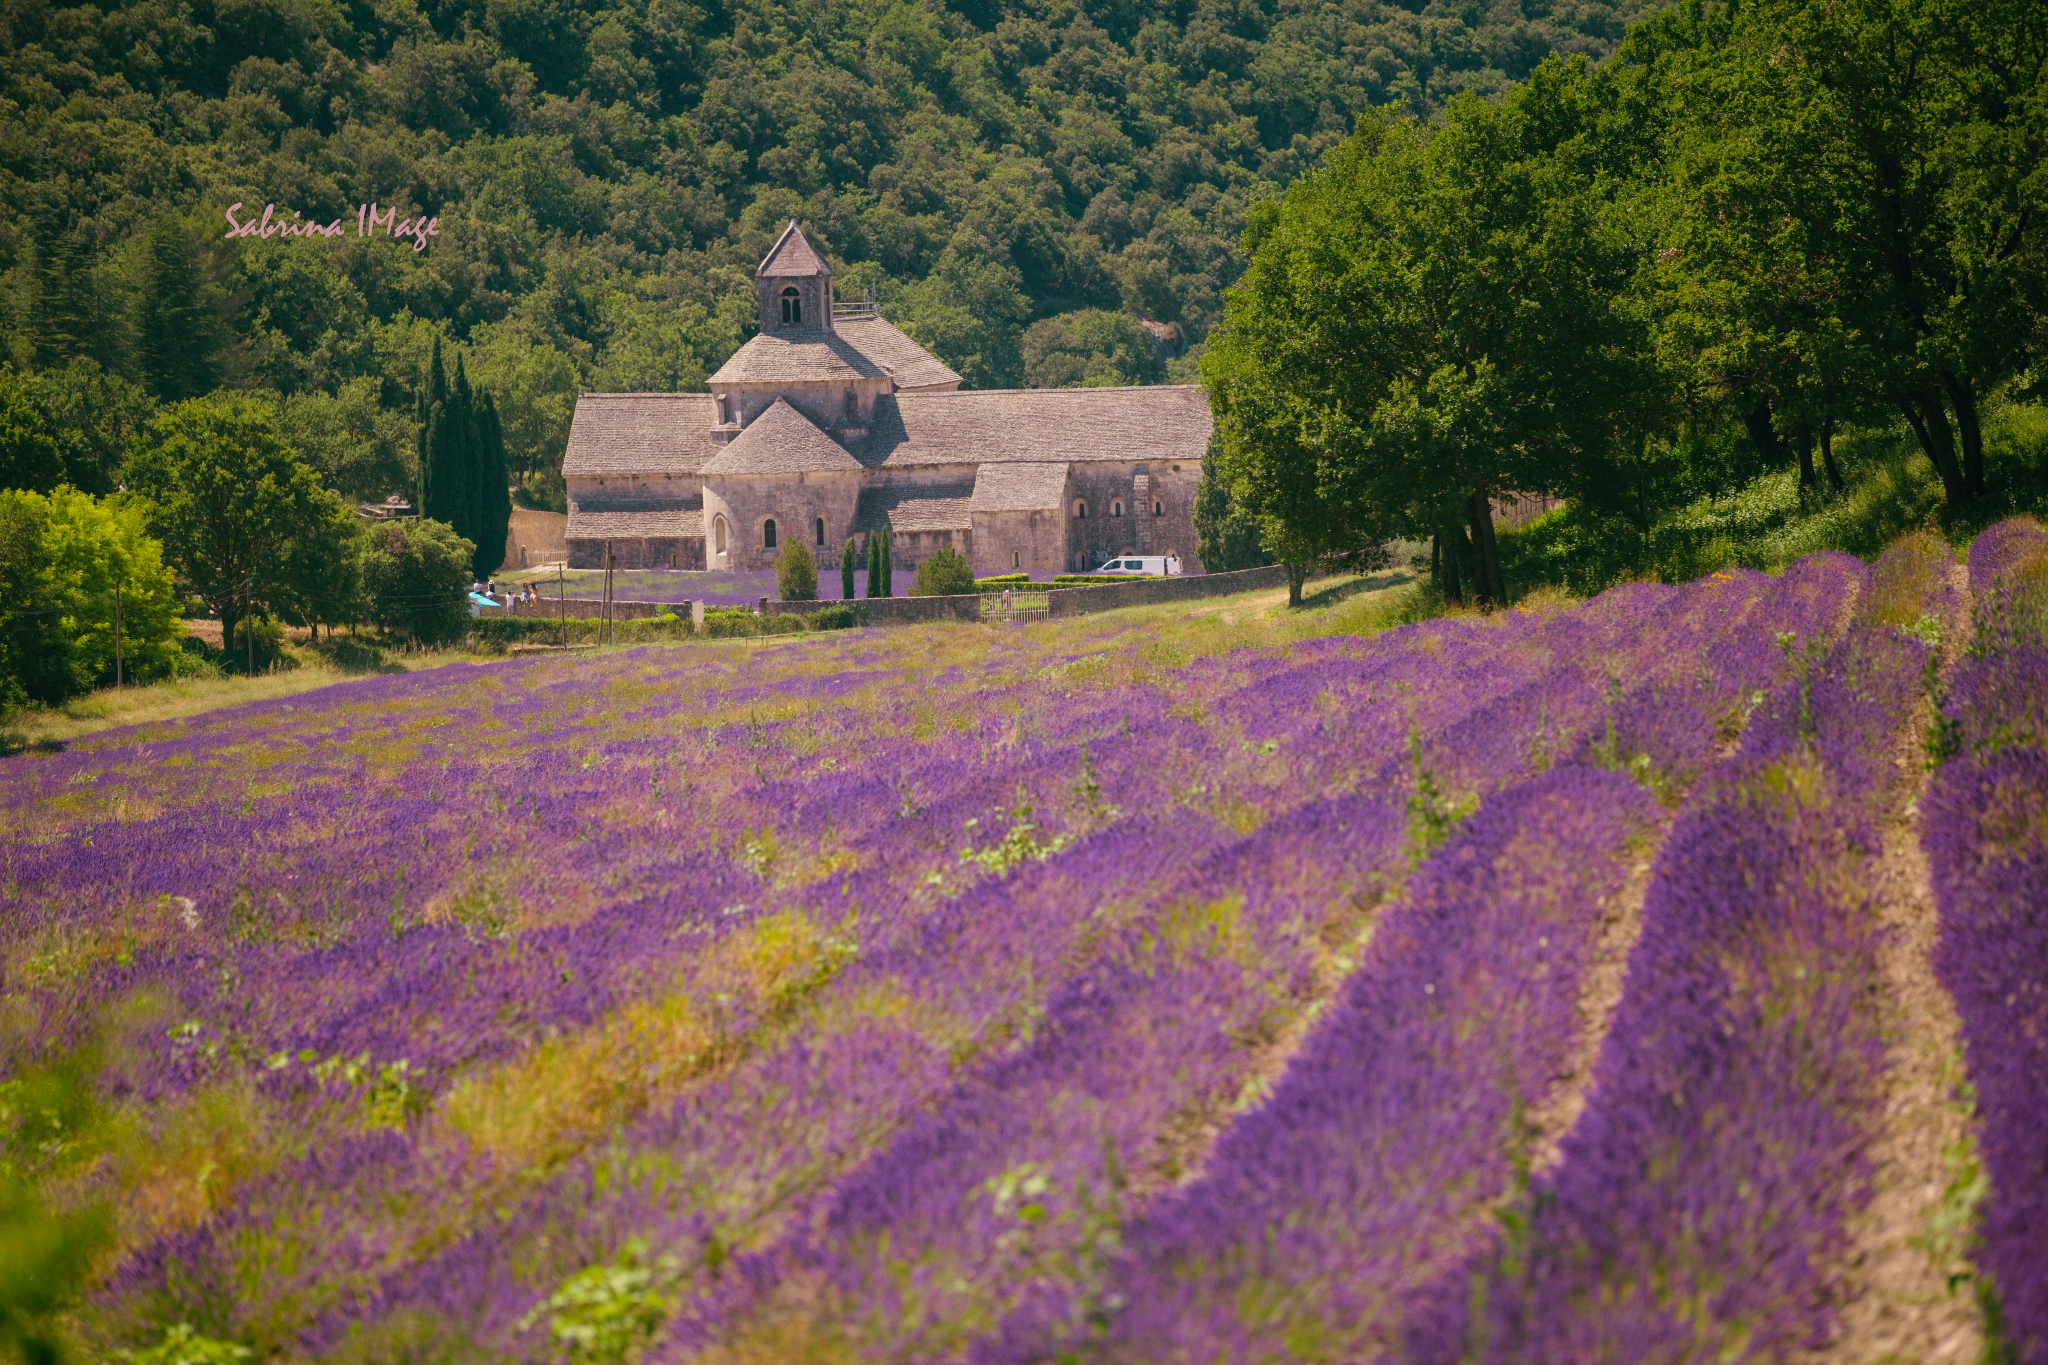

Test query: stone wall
[971,506,1067,577]
[762,593,984,624]
[502,510,568,571]
[497,597,698,622]
[1063,460,1203,573]
[705,470,861,572]
[1044,564,1290,616]
[567,537,702,571]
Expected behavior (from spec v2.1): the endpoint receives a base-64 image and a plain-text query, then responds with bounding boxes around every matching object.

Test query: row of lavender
[667,554,1875,1363]
[970,537,1949,1364]
[0,553,1866,1358]
[1926,517,2048,1365]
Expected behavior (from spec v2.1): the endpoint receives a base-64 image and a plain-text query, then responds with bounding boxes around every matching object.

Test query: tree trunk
[1285,560,1308,607]
[1467,489,1505,610]
[1741,399,1786,476]
[1897,392,1964,508]
[1941,371,1985,499]
[1794,422,1817,488]
[1438,523,1468,606]
[1820,418,1845,492]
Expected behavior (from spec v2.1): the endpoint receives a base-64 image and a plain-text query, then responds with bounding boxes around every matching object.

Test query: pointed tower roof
[758,220,831,278]
[699,398,863,476]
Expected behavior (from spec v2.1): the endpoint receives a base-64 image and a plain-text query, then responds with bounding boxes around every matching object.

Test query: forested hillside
[0,0,1649,502]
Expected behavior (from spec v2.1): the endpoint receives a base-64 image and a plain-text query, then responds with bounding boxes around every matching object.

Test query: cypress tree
[133,217,217,400]
[865,531,882,598]
[840,537,856,599]
[417,337,448,516]
[880,535,893,596]
[474,389,511,579]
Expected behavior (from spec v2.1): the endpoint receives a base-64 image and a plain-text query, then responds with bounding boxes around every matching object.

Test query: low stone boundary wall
[762,594,984,624]
[492,597,697,623]
[479,567,1287,633]
[1044,564,1290,616]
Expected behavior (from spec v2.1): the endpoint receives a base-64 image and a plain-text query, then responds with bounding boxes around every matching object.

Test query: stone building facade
[562,221,1211,576]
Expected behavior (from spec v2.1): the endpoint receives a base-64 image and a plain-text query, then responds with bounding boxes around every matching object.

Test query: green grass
[1500,400,2048,596]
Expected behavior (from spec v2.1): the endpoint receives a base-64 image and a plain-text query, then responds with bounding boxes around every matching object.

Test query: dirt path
[1808,560,1985,1365]
[1523,839,1661,1175]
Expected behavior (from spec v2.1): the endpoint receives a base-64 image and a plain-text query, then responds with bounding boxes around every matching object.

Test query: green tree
[1022,310,1164,388]
[133,217,220,403]
[271,379,418,503]
[278,509,369,639]
[38,486,187,687]
[0,493,75,711]
[1192,464,1273,573]
[865,531,883,598]
[474,389,512,578]
[123,396,341,670]
[360,517,474,644]
[840,537,857,599]
[13,361,156,497]
[1205,68,1649,607]
[890,249,1032,389]
[419,346,512,579]
[910,544,975,595]
[0,374,63,494]
[879,535,893,596]
[776,541,818,600]
[1634,0,2048,509]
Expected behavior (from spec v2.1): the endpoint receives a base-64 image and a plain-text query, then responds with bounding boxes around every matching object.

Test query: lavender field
[4,526,2043,1365]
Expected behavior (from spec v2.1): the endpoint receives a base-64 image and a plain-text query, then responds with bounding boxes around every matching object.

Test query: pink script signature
[223,202,440,252]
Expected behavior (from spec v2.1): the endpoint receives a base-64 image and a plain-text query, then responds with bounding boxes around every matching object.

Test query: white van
[1092,555,1182,576]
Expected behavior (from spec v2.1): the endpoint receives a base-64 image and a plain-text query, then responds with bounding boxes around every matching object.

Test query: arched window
[843,389,857,422]
[763,518,778,549]
[1153,500,1163,516]
[1074,500,1088,519]
[780,286,802,325]
[1012,550,1021,569]
[815,516,826,546]
[714,515,728,554]
[668,550,678,568]
[1111,499,1124,518]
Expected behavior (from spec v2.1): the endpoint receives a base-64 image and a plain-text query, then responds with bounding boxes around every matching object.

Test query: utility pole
[558,561,566,651]
[603,542,615,646]
[113,580,123,689]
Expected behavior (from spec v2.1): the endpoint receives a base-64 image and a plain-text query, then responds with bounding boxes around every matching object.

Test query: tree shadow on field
[302,633,406,675]
[1297,570,1415,611]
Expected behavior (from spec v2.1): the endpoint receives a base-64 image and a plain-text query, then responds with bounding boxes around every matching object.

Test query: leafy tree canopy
[0,0,1658,502]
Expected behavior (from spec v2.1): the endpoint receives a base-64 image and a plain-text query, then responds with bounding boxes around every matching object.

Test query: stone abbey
[560,221,1213,576]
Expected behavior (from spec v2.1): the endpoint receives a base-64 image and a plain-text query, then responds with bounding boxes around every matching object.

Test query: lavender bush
[1924,517,2048,1364]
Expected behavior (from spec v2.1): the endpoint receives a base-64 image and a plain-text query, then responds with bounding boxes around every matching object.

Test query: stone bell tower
[756,220,834,335]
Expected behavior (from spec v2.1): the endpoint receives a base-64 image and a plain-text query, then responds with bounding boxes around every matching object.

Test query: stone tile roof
[709,330,886,385]
[970,462,1070,512]
[852,482,975,534]
[566,503,705,541]
[860,385,1212,469]
[561,393,719,477]
[758,220,830,278]
[698,398,864,476]
[835,316,962,391]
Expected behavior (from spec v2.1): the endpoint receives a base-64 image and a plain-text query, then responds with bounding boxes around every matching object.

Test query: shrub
[840,538,857,599]
[777,542,818,601]
[228,616,289,673]
[911,546,976,597]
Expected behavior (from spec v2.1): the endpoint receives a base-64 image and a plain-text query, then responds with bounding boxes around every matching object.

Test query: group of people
[467,579,545,613]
